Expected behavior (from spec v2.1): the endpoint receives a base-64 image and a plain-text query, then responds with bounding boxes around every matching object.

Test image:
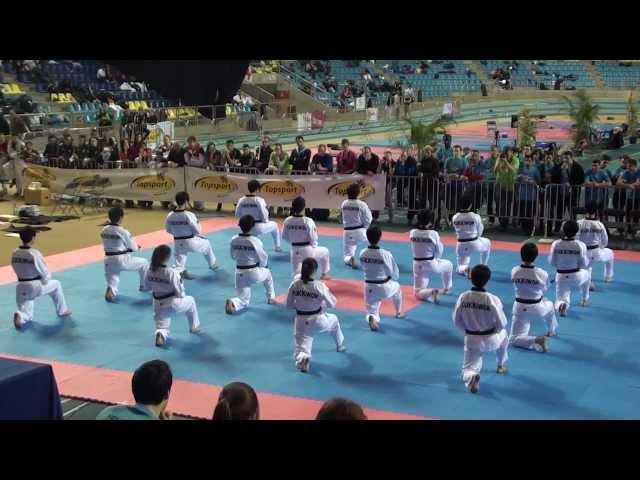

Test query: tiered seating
[51,93,77,103]
[380,60,481,97]
[478,60,536,87]
[541,61,595,88]
[1,83,26,95]
[478,60,595,88]
[595,61,640,88]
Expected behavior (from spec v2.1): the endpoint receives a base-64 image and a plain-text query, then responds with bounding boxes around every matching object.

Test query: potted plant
[627,91,638,144]
[563,89,600,149]
[517,108,537,148]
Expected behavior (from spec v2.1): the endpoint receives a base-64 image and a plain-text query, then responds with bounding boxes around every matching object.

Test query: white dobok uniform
[409,228,453,300]
[235,195,281,249]
[11,246,69,325]
[548,238,590,312]
[100,223,149,297]
[510,264,557,350]
[282,215,330,276]
[340,198,372,264]
[144,265,199,341]
[577,218,614,282]
[452,211,491,274]
[453,288,509,388]
[228,233,275,311]
[286,275,344,365]
[359,245,402,323]
[165,209,216,272]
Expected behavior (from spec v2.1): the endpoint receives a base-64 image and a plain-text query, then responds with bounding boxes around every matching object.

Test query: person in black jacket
[418,145,441,228]
[356,146,379,175]
[42,134,60,165]
[167,142,186,167]
[255,135,273,173]
[289,135,311,173]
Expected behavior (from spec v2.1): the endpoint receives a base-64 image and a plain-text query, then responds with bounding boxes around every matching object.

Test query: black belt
[105,250,130,256]
[458,236,478,243]
[254,220,264,223]
[365,276,391,284]
[18,276,41,282]
[414,256,435,261]
[296,308,321,316]
[292,242,311,247]
[587,245,599,250]
[174,235,194,240]
[237,263,259,270]
[344,225,364,231]
[465,327,496,335]
[153,292,175,300]
[558,268,580,274]
[516,297,542,304]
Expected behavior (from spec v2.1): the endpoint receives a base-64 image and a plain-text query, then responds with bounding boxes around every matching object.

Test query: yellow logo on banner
[69,175,112,189]
[147,126,162,144]
[193,175,239,197]
[22,165,56,187]
[328,180,375,199]
[130,174,176,196]
[260,180,305,200]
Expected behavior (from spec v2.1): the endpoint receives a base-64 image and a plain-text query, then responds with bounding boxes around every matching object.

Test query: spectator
[239,144,256,168]
[516,154,542,233]
[463,150,485,210]
[608,127,624,150]
[311,144,333,173]
[482,146,500,223]
[100,137,119,166]
[495,149,520,229]
[336,138,357,174]
[356,146,379,176]
[394,150,418,225]
[316,398,368,420]
[444,145,468,176]
[212,382,260,420]
[418,145,440,225]
[167,141,185,167]
[223,139,241,167]
[96,360,173,420]
[19,141,40,164]
[59,134,75,166]
[205,142,224,170]
[436,134,453,168]
[269,143,291,174]
[619,158,640,236]
[8,109,29,139]
[255,135,273,173]
[42,134,60,164]
[120,138,135,163]
[584,159,611,216]
[96,66,107,80]
[156,135,173,165]
[289,135,311,172]
[184,136,206,169]
[85,137,100,165]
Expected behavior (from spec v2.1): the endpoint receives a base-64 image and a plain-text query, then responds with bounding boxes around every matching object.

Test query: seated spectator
[155,135,173,164]
[336,138,357,174]
[311,144,333,173]
[59,134,75,165]
[82,137,100,167]
[42,135,60,164]
[167,141,185,167]
[289,135,311,172]
[356,146,379,175]
[120,138,135,163]
[97,67,107,80]
[239,144,256,168]
[119,81,136,92]
[19,141,40,163]
[608,127,624,150]
[212,382,260,420]
[100,137,119,166]
[136,147,156,168]
[268,143,291,174]
[315,397,368,420]
[184,136,205,168]
[223,139,241,167]
[255,135,273,173]
[96,360,173,420]
[205,142,224,170]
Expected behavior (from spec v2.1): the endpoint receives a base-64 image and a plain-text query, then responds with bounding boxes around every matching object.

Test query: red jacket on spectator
[463,165,484,183]
[336,150,357,174]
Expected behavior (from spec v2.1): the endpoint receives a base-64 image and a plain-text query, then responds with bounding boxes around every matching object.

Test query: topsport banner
[186,168,386,210]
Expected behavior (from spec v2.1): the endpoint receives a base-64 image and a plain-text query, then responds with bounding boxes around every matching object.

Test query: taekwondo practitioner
[225,214,276,314]
[577,201,615,290]
[452,194,491,277]
[165,191,218,279]
[11,227,72,330]
[101,206,150,302]
[235,179,282,252]
[452,264,508,394]
[286,257,346,373]
[340,183,373,268]
[359,225,404,331]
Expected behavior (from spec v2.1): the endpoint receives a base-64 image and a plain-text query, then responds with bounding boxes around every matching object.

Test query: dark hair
[341,138,349,146]
[187,135,196,143]
[150,245,171,272]
[460,191,474,211]
[563,151,573,158]
[601,154,611,162]
[248,179,260,193]
[628,158,637,167]
[592,159,600,165]
[347,183,360,200]
[470,264,491,288]
[175,191,189,205]
[585,200,598,215]
[562,220,579,238]
[108,206,124,224]
[366,225,382,245]
[239,214,255,233]
[301,257,318,283]
[316,398,368,420]
[19,227,36,244]
[226,139,234,145]
[212,382,259,420]
[417,209,434,227]
[131,360,173,406]
[291,196,306,214]
[295,135,304,142]
[520,242,538,263]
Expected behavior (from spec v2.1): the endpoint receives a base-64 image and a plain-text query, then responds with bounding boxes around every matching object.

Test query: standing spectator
[184,136,206,211]
[42,134,60,164]
[463,150,485,210]
[311,144,333,173]
[516,154,541,233]
[269,143,291,174]
[356,146,379,175]
[394,150,418,225]
[584,159,611,217]
[212,382,260,421]
[238,144,255,168]
[289,135,311,172]
[120,138,135,163]
[8,109,29,140]
[223,139,241,167]
[419,145,441,227]
[620,158,640,237]
[482,146,500,223]
[495,149,520,229]
[336,138,357,174]
[316,398,368,420]
[96,360,173,420]
[436,134,453,169]
[564,151,585,219]
[255,135,273,173]
[443,145,468,220]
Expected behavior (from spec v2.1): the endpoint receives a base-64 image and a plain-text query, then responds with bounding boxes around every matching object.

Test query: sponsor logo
[327,180,375,199]
[68,175,112,190]
[130,174,176,196]
[260,180,305,200]
[193,175,238,197]
[22,165,56,188]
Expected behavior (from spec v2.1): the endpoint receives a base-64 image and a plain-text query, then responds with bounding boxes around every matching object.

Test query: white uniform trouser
[229,267,275,311]
[413,258,453,300]
[587,247,614,281]
[510,299,557,350]
[290,245,330,276]
[456,238,491,274]
[294,312,344,363]
[555,270,590,312]
[104,254,149,297]
[462,328,508,388]
[15,280,69,323]
[364,280,402,323]
[153,295,200,340]
[342,228,367,264]
[251,221,281,249]
[174,236,216,272]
